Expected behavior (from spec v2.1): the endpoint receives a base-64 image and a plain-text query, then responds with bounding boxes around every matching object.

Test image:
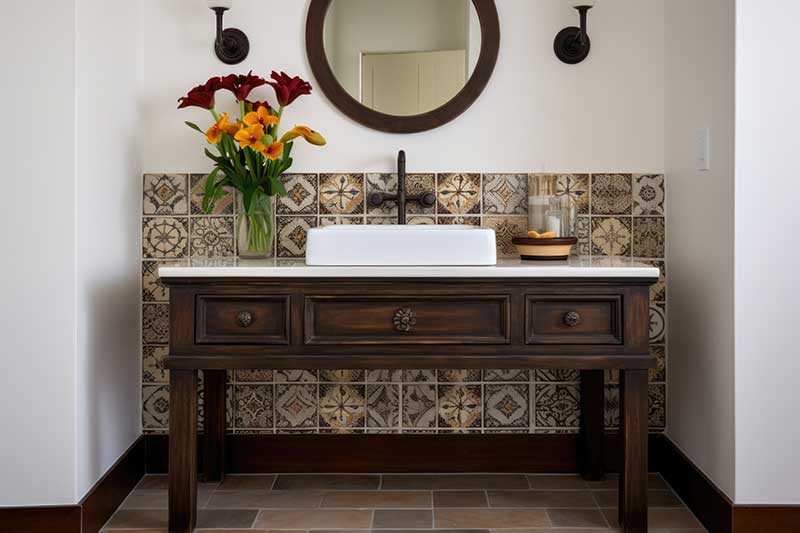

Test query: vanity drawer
[525,295,623,345]
[195,295,290,345]
[305,295,510,344]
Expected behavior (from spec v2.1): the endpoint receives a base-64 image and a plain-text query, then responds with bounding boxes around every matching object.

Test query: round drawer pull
[393,307,417,332]
[564,311,582,327]
[236,311,253,327]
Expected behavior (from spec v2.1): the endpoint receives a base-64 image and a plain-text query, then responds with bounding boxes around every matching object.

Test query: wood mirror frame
[306,0,500,134]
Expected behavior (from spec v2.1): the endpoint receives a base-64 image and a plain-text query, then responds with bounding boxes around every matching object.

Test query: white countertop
[159,257,659,279]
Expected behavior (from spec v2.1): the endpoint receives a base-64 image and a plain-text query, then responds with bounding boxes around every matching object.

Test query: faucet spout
[367,150,436,224]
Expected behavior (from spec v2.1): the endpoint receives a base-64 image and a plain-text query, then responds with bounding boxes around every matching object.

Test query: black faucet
[368,150,436,224]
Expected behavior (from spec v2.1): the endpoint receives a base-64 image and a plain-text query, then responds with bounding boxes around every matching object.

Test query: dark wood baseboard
[0,505,82,533]
[733,505,800,533]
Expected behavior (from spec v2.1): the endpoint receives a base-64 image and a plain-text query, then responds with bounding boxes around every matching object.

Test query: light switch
[697,127,710,171]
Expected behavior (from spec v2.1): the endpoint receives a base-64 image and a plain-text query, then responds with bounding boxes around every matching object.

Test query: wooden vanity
[161,259,658,533]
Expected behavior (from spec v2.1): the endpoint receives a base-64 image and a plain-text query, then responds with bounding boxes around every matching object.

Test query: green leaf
[185,121,204,134]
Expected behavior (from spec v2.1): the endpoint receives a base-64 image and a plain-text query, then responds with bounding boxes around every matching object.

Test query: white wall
[663,0,736,498]
[75,0,143,498]
[143,0,665,174]
[734,0,800,504]
[0,0,78,506]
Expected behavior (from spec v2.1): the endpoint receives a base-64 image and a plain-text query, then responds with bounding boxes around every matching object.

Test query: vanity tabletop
[159,257,659,279]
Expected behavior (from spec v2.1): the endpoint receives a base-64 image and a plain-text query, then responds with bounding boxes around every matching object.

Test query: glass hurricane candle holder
[527,175,576,237]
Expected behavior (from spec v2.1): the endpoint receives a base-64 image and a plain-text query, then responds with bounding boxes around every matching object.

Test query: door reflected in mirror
[323,0,482,117]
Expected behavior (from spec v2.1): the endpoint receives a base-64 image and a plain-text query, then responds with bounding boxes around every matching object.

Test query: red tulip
[220,71,267,101]
[267,71,312,107]
[177,77,224,109]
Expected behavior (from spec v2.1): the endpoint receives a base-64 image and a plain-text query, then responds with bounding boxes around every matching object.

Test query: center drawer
[304,295,511,345]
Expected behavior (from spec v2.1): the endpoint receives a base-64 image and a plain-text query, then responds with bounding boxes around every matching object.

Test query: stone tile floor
[102,473,706,532]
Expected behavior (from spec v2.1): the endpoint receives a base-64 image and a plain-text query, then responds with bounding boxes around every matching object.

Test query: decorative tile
[650,345,666,382]
[190,173,233,215]
[402,384,437,429]
[320,370,365,382]
[235,369,273,382]
[633,174,665,216]
[277,216,317,258]
[483,217,527,258]
[591,217,632,256]
[142,217,188,259]
[142,345,168,383]
[143,174,188,215]
[575,216,591,256]
[484,369,529,382]
[437,174,481,214]
[275,370,317,383]
[366,174,397,216]
[275,384,317,428]
[485,383,530,428]
[190,217,235,258]
[278,174,318,214]
[556,174,590,215]
[437,216,480,226]
[438,370,481,383]
[633,217,665,258]
[142,303,169,344]
[367,370,403,383]
[650,302,666,343]
[319,174,365,215]
[403,370,436,382]
[438,385,482,430]
[365,217,395,225]
[407,216,436,225]
[142,260,170,302]
[320,384,366,428]
[482,174,528,215]
[319,216,363,226]
[234,384,274,429]
[645,259,666,301]
[142,385,169,429]
[534,384,580,428]
[535,369,579,382]
[649,384,666,428]
[604,385,619,429]
[406,174,437,215]
[591,174,632,215]
[367,384,400,428]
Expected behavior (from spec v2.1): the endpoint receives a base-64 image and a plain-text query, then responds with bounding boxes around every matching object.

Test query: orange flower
[261,141,284,160]
[234,123,266,152]
[244,105,279,129]
[205,113,239,144]
[279,125,326,146]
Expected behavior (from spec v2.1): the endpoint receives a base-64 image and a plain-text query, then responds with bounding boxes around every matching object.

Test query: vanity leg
[169,369,198,533]
[203,369,227,483]
[579,369,605,480]
[619,369,648,532]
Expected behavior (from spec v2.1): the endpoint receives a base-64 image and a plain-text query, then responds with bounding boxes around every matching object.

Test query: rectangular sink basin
[305,225,497,266]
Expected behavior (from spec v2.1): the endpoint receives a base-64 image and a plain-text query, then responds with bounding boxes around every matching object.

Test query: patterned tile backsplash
[140,172,667,434]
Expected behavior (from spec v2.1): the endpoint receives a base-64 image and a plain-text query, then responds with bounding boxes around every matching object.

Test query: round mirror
[306,0,499,133]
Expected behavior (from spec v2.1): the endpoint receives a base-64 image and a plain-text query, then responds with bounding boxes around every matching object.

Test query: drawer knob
[393,307,417,332]
[564,311,582,327]
[236,311,253,327]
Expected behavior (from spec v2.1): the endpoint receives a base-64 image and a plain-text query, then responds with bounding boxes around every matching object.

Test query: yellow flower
[244,106,279,129]
[205,113,239,144]
[261,141,284,160]
[279,125,326,146]
[234,123,266,152]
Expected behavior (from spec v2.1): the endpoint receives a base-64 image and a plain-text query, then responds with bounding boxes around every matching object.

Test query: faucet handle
[419,192,436,207]
[368,192,390,207]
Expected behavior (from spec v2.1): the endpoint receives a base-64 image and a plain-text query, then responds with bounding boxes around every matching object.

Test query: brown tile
[435,508,550,528]
[489,530,615,533]
[101,529,167,533]
[120,490,167,509]
[593,489,682,508]
[254,509,372,529]
[382,474,529,490]
[135,474,168,490]
[217,474,276,491]
[527,474,589,490]
[273,474,380,491]
[373,509,433,529]
[105,509,167,529]
[322,490,431,509]
[487,490,596,508]
[600,507,703,529]
[207,490,323,509]
[547,508,608,528]
[433,490,488,508]
[649,473,670,489]
[196,509,259,529]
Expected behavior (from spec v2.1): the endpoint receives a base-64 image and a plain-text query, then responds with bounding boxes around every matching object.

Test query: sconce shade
[571,0,596,7]
[207,0,233,9]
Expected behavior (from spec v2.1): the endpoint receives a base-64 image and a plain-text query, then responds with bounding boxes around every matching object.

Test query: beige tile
[372,509,433,528]
[488,529,616,533]
[207,490,323,509]
[601,507,703,529]
[433,490,488,508]
[547,508,609,528]
[487,490,597,508]
[273,474,380,491]
[254,509,372,529]
[105,509,167,529]
[527,474,589,490]
[593,489,682,508]
[381,474,529,490]
[217,474,276,491]
[322,490,431,509]
[120,490,167,509]
[435,508,550,529]
[196,509,259,529]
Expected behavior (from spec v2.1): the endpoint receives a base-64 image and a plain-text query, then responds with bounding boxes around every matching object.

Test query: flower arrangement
[179,71,325,258]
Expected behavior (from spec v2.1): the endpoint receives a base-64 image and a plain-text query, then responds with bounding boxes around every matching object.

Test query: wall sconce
[207,0,249,65]
[554,1,595,64]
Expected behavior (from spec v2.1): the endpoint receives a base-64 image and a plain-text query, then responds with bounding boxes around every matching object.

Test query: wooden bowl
[511,236,577,261]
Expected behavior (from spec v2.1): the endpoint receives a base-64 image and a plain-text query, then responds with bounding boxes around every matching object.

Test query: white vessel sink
[305,225,497,266]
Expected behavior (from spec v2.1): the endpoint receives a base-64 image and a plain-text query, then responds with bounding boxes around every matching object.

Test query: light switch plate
[697,127,710,171]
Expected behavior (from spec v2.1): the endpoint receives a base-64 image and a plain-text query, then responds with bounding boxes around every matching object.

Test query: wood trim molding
[733,505,800,533]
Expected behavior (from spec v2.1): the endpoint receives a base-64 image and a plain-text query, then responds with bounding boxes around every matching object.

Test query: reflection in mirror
[323,0,481,117]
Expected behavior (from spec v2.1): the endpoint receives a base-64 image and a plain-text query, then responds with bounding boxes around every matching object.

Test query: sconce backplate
[554,26,591,64]
[215,27,250,65]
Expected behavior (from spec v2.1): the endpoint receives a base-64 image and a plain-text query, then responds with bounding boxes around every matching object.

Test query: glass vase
[237,194,276,259]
